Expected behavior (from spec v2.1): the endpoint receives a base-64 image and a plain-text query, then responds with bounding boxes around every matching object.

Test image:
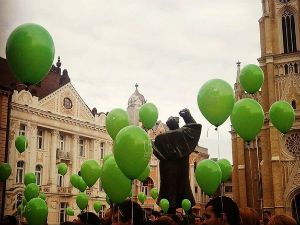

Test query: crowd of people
[2,196,298,225]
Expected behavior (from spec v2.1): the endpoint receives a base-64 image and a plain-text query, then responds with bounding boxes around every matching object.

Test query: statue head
[166,116,179,130]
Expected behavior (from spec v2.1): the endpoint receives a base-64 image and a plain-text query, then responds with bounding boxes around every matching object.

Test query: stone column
[72,135,79,174]
[28,123,37,172]
[231,133,240,206]
[50,130,59,189]
[237,137,247,207]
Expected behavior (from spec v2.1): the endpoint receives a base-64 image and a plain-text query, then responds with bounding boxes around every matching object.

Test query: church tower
[232,0,300,221]
[127,84,146,126]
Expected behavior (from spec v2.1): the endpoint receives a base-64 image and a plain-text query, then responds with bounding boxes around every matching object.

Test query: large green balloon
[150,188,158,200]
[94,201,102,213]
[114,126,152,179]
[239,64,264,94]
[58,163,68,176]
[76,193,88,210]
[182,199,191,212]
[15,136,28,153]
[66,207,74,216]
[195,159,222,195]
[103,153,113,165]
[139,103,159,129]
[70,174,80,188]
[81,160,100,187]
[138,192,146,204]
[230,98,264,142]
[137,165,150,182]
[159,199,169,213]
[24,183,40,201]
[269,101,295,134]
[106,108,130,140]
[217,159,232,182]
[24,198,48,225]
[77,177,87,192]
[100,157,131,204]
[39,193,46,201]
[24,172,36,186]
[197,79,235,127]
[0,163,12,181]
[6,23,55,86]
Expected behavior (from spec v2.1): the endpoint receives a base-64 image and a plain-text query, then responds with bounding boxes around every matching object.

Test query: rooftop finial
[135,83,138,90]
[56,56,61,68]
[236,61,241,83]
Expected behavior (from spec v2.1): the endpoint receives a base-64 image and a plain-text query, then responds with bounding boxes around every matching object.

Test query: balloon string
[255,137,264,220]
[206,125,213,138]
[220,182,224,213]
[216,128,224,215]
[217,127,220,159]
[118,206,120,224]
[247,143,255,208]
[131,180,134,225]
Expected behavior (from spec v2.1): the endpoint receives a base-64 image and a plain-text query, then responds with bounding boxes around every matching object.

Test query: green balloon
[39,193,46,201]
[139,103,159,129]
[103,153,113,165]
[76,193,88,210]
[138,165,150,182]
[77,177,87,192]
[106,108,130,140]
[58,163,68,176]
[66,207,74,216]
[81,160,100,187]
[195,159,222,195]
[159,199,169,213]
[239,64,264,94]
[197,79,235,127]
[150,188,158,200]
[15,136,28,153]
[138,192,146,204]
[217,159,232,182]
[101,157,131,204]
[24,172,36,186]
[0,163,12,182]
[24,183,40,201]
[17,204,23,213]
[269,101,295,134]
[182,199,191,212]
[24,198,48,225]
[94,201,102,213]
[230,98,264,142]
[114,126,152,179]
[70,174,80,188]
[22,196,27,206]
[6,23,55,86]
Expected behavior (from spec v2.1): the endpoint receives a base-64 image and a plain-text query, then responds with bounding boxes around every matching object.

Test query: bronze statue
[153,108,202,213]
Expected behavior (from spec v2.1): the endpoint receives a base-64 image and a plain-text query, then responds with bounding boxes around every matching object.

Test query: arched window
[292,100,296,109]
[35,165,42,185]
[141,177,154,196]
[285,64,289,74]
[16,161,25,183]
[282,11,297,53]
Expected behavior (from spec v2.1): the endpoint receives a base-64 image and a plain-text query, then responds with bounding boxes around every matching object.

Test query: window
[79,139,85,157]
[16,161,24,183]
[59,202,68,223]
[292,100,296,109]
[59,135,64,150]
[279,0,290,2]
[100,205,106,218]
[141,177,154,196]
[16,193,22,207]
[63,97,72,109]
[195,186,198,193]
[36,129,43,149]
[294,64,298,74]
[19,124,26,136]
[35,165,42,186]
[194,162,197,173]
[282,11,297,53]
[99,180,103,191]
[225,186,232,193]
[100,142,105,159]
[285,64,289,74]
[58,174,64,187]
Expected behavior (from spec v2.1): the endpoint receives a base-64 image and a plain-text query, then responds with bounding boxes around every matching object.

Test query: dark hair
[263,210,271,216]
[153,216,175,225]
[117,199,144,225]
[170,214,180,224]
[205,196,240,225]
[78,212,101,225]
[268,215,297,225]
[239,208,260,225]
[4,215,17,225]
[152,211,161,218]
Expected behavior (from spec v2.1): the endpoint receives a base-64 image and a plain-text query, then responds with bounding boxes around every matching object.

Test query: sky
[0,0,263,162]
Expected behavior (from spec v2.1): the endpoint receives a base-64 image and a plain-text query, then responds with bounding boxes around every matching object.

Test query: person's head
[166,117,179,130]
[195,216,203,225]
[267,215,297,225]
[263,211,271,225]
[239,208,260,225]
[3,215,17,225]
[76,212,100,225]
[203,196,240,225]
[170,214,180,225]
[175,211,183,221]
[152,216,176,225]
[150,211,161,221]
[112,200,144,225]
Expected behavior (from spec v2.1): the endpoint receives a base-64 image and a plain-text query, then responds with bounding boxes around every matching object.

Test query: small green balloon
[230,98,264,142]
[150,188,158,200]
[0,163,12,181]
[39,193,46,200]
[197,79,235,127]
[138,192,146,204]
[24,172,36,186]
[81,160,100,187]
[6,23,55,86]
[76,193,88,210]
[24,183,40,201]
[15,136,28,153]
[269,101,295,134]
[77,177,87,192]
[17,204,23,213]
[239,64,264,94]
[217,159,232,182]
[22,196,27,206]
[103,153,113,165]
[139,103,159,129]
[137,165,150,182]
[70,174,80,188]
[24,198,48,225]
[159,199,169,213]
[58,163,68,176]
[94,201,102,213]
[182,199,191,212]
[114,126,152,179]
[195,159,222,196]
[66,207,74,216]
[106,108,130,140]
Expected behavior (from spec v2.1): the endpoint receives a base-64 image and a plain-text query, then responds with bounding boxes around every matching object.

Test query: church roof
[128,83,146,106]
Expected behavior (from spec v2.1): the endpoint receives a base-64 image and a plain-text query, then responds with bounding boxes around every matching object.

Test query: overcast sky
[0,0,263,162]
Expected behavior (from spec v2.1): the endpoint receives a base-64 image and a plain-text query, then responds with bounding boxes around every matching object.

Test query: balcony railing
[56,149,71,161]
[57,186,72,194]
